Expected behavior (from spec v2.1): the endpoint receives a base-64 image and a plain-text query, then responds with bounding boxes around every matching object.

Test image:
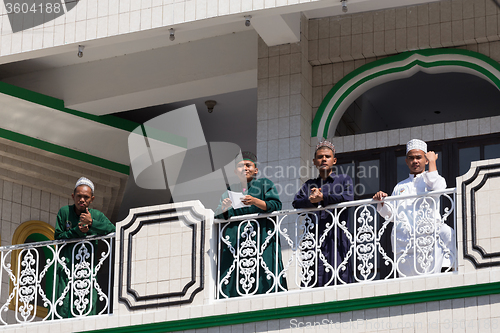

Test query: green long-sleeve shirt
[54,204,115,240]
[54,204,115,318]
[214,178,282,219]
[214,177,287,297]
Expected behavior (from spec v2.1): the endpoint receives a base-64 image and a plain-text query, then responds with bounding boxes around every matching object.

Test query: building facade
[0,0,499,332]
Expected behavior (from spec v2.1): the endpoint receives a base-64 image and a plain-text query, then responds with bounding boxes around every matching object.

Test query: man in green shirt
[54,177,115,318]
[215,152,287,298]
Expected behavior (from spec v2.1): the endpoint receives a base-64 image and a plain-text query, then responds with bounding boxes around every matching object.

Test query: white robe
[377,171,455,277]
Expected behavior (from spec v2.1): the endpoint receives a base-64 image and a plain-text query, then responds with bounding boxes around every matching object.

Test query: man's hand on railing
[372,191,388,206]
[78,221,90,234]
[216,188,457,298]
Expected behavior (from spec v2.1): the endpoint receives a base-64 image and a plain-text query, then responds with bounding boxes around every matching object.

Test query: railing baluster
[215,188,457,300]
[0,234,114,325]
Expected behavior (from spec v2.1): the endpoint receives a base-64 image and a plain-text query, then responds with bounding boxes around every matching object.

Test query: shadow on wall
[117,168,173,221]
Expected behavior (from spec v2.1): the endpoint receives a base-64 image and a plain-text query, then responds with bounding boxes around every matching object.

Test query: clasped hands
[78,208,93,233]
[309,187,323,204]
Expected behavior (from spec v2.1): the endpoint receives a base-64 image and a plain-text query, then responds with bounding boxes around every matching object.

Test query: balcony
[0,234,114,325]
[214,188,457,299]
[0,188,469,327]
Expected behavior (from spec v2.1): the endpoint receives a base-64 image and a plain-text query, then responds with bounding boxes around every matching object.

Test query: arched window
[9,220,55,319]
[313,48,500,139]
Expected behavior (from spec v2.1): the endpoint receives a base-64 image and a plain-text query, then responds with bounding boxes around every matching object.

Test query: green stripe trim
[0,81,140,133]
[0,80,187,148]
[0,75,189,173]
[312,48,500,138]
[0,80,189,149]
[87,281,500,333]
[0,127,129,175]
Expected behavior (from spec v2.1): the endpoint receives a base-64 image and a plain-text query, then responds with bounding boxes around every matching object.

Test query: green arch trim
[312,48,500,139]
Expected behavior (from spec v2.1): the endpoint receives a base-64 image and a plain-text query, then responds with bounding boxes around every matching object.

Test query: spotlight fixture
[77,45,85,58]
[205,100,217,113]
[169,28,175,41]
[244,15,252,27]
[341,0,348,13]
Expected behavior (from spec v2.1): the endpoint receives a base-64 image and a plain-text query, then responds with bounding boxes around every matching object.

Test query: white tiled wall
[308,0,500,66]
[330,115,500,155]
[457,158,500,268]
[256,14,314,211]
[0,0,320,56]
[0,180,69,246]
[8,277,498,332]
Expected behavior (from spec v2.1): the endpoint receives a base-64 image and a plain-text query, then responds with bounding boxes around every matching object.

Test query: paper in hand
[228,190,250,209]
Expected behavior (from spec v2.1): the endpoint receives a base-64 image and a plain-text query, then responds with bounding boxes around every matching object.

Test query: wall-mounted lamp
[205,100,217,113]
[341,0,348,13]
[169,28,175,41]
[244,15,252,27]
[77,45,85,58]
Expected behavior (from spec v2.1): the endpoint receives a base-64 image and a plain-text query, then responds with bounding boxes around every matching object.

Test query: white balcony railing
[0,234,114,325]
[0,189,458,325]
[214,189,457,299]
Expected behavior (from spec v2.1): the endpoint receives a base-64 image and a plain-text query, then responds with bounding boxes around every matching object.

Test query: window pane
[459,147,480,175]
[333,162,355,179]
[397,156,408,183]
[358,160,380,196]
[485,143,500,160]
[435,151,442,175]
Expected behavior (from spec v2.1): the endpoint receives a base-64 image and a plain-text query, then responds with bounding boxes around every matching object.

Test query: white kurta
[377,171,455,277]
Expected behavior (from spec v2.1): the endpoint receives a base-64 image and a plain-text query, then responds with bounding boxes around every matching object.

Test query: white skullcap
[406,139,427,154]
[75,177,94,193]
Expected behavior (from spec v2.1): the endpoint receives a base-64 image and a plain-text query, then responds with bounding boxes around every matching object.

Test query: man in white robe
[373,139,455,277]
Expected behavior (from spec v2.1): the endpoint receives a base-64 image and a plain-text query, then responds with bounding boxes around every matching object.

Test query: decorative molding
[312,49,500,139]
[11,220,55,245]
[89,281,500,333]
[117,203,206,310]
[461,163,500,268]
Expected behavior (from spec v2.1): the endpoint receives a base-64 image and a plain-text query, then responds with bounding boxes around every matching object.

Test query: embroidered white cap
[75,177,95,194]
[315,140,335,154]
[406,139,427,154]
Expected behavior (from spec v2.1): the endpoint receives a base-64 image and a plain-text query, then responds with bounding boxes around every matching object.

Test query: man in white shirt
[373,139,455,277]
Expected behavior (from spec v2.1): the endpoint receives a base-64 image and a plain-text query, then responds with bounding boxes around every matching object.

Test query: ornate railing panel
[215,189,457,299]
[0,234,114,325]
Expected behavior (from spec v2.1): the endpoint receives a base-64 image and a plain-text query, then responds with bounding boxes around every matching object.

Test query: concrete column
[256,14,314,210]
